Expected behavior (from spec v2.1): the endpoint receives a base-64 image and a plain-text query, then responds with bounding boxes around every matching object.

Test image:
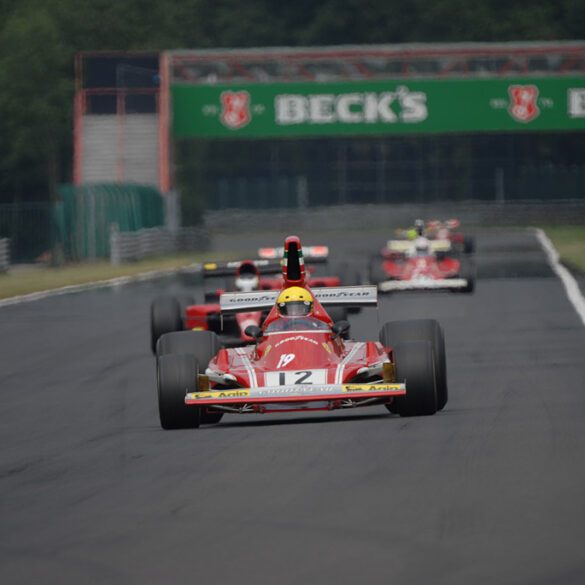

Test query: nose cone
[258,332,336,372]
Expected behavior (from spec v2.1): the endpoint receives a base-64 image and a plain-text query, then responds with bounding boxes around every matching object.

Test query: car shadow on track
[204,411,392,429]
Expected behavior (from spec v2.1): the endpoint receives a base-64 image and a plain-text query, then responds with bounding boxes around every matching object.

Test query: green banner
[171,77,585,138]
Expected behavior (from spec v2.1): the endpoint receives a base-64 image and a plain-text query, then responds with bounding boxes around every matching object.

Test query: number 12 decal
[265,369,327,385]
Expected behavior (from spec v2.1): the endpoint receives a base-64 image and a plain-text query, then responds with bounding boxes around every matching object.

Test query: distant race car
[369,236,475,293]
[150,247,358,351]
[155,235,447,429]
[395,219,475,254]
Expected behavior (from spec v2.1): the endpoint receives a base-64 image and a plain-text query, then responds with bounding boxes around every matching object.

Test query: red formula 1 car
[369,237,475,293]
[155,236,448,429]
[150,248,356,351]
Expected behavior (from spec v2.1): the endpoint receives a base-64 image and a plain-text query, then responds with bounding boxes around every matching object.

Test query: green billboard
[171,77,585,138]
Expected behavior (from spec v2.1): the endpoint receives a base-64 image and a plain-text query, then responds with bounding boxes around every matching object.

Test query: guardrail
[0,238,10,271]
[110,225,209,264]
[203,200,585,233]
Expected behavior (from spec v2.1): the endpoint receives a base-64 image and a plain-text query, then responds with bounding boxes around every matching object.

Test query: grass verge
[543,226,585,274]
[0,251,242,300]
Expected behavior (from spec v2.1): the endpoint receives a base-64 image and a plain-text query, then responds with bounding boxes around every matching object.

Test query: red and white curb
[534,228,585,328]
[0,267,184,309]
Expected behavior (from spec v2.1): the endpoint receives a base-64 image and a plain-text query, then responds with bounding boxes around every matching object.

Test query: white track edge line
[0,267,183,309]
[534,227,585,328]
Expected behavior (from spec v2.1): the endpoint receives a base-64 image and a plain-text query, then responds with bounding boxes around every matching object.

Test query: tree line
[0,0,583,204]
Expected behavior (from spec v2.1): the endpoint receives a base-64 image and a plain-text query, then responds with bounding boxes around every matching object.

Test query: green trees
[0,0,583,204]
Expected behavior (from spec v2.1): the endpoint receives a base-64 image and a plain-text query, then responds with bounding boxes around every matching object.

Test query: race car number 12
[265,369,327,386]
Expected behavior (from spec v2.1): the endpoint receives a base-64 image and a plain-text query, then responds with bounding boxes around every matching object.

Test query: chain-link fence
[0,202,53,263]
[55,183,165,261]
[176,132,585,212]
[1,184,168,264]
[0,238,10,271]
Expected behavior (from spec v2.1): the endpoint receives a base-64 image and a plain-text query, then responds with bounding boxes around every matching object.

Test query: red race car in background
[150,247,358,351]
[155,235,447,429]
[369,236,475,293]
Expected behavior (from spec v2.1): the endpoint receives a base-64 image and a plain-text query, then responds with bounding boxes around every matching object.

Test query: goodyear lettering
[225,294,275,305]
[275,335,319,348]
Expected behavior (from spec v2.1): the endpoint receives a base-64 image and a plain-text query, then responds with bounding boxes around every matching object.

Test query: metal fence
[55,183,165,261]
[1,185,168,264]
[0,238,10,271]
[110,225,210,264]
[176,133,585,211]
[0,203,52,263]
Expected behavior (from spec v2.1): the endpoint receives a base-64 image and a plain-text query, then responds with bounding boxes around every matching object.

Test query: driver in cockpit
[407,220,431,257]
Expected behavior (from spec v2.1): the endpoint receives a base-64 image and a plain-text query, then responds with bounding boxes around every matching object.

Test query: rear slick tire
[151,296,182,354]
[368,256,388,286]
[463,236,475,254]
[391,341,438,417]
[459,259,476,293]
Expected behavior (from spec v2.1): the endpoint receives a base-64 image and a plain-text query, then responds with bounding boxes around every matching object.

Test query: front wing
[378,278,468,292]
[185,383,405,406]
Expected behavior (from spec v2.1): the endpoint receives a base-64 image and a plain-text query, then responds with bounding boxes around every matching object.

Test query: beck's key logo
[508,85,540,123]
[220,91,251,129]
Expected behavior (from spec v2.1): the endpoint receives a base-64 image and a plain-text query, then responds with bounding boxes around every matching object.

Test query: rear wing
[386,239,452,253]
[378,278,468,292]
[258,245,329,263]
[220,285,377,313]
[195,259,283,278]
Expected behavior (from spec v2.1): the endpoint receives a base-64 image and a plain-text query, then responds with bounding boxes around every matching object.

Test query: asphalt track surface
[2,228,585,585]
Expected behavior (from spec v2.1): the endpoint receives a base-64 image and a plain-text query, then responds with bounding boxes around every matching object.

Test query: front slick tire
[379,319,447,411]
[157,354,200,430]
[391,341,437,417]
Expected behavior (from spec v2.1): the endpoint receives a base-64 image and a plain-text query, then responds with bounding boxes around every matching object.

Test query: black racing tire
[327,306,349,323]
[201,410,224,425]
[391,341,438,417]
[368,256,388,286]
[379,319,447,411]
[459,258,476,293]
[175,294,195,314]
[327,306,351,339]
[156,330,221,371]
[157,354,200,429]
[463,236,475,255]
[150,295,183,354]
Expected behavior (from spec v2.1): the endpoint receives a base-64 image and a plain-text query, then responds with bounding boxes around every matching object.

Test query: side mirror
[331,320,350,339]
[244,325,264,341]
